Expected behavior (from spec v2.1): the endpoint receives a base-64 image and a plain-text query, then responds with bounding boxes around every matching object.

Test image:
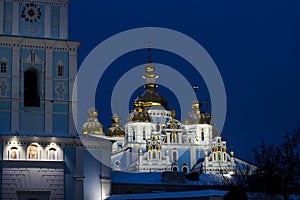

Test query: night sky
[68,0,300,161]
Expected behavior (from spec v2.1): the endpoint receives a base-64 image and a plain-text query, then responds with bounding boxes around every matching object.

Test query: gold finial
[193,85,199,101]
[146,41,153,63]
[205,98,209,113]
[171,110,176,122]
[113,99,119,114]
[90,95,95,108]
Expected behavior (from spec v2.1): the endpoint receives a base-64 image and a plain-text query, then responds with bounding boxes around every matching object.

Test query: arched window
[27,144,40,160]
[152,151,156,159]
[132,130,136,141]
[201,130,205,141]
[172,150,178,162]
[24,68,40,107]
[142,128,146,140]
[173,166,178,171]
[9,147,19,160]
[47,148,57,160]
[182,166,188,173]
[188,136,192,144]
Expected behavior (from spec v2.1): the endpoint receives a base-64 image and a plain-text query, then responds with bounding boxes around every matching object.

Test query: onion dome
[106,113,125,137]
[185,98,211,125]
[139,45,168,109]
[82,108,103,135]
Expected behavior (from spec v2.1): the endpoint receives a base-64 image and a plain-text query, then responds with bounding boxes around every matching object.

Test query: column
[166,132,170,144]
[10,38,20,132]
[44,5,51,38]
[178,132,182,144]
[12,2,19,35]
[0,1,4,34]
[59,5,68,39]
[68,42,80,135]
[44,40,54,134]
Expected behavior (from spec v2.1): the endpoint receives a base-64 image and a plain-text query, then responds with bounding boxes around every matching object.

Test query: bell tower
[0,0,80,135]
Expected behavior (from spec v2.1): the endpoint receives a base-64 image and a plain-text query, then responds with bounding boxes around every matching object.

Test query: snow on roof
[106,189,228,200]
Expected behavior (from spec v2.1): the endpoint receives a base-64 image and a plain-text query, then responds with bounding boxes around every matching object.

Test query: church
[0,0,111,199]
[91,47,236,175]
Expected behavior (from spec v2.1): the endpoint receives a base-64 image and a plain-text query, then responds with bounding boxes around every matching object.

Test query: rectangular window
[57,64,64,77]
[0,62,7,73]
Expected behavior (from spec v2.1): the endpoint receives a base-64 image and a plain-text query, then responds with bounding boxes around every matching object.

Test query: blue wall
[64,147,76,200]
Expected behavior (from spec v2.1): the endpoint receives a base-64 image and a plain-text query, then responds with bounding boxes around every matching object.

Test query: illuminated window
[188,136,192,144]
[8,147,19,160]
[47,148,57,160]
[152,151,156,159]
[28,144,39,160]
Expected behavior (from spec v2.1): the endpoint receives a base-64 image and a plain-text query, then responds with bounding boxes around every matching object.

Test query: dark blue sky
[68,0,300,161]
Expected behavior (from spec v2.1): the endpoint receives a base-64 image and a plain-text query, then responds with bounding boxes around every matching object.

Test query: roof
[106,189,228,200]
[112,171,224,185]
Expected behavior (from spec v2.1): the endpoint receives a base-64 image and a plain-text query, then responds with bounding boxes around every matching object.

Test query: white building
[106,48,236,175]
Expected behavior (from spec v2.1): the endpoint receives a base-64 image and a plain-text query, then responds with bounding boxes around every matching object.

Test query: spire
[205,98,209,113]
[147,41,152,63]
[142,41,158,84]
[193,85,199,102]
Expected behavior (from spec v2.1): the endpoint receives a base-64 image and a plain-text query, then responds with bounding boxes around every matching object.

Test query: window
[201,131,204,141]
[0,61,7,73]
[142,129,146,140]
[152,151,156,159]
[182,166,188,173]
[9,147,19,160]
[28,144,39,160]
[172,150,178,162]
[47,148,57,160]
[57,63,64,77]
[173,166,178,171]
[132,130,136,141]
[188,136,192,144]
[24,68,40,107]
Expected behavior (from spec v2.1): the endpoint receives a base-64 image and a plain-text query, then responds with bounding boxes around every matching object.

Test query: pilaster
[12,2,19,35]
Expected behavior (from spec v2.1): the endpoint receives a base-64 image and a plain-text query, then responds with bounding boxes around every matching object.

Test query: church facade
[0,0,111,200]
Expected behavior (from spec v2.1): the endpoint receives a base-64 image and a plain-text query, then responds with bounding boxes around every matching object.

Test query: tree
[252,128,300,200]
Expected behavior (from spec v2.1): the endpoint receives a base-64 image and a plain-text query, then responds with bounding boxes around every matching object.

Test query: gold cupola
[106,113,125,137]
[82,108,103,135]
[139,43,168,108]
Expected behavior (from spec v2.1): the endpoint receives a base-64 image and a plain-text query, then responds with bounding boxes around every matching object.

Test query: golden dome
[82,108,103,135]
[106,113,125,137]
